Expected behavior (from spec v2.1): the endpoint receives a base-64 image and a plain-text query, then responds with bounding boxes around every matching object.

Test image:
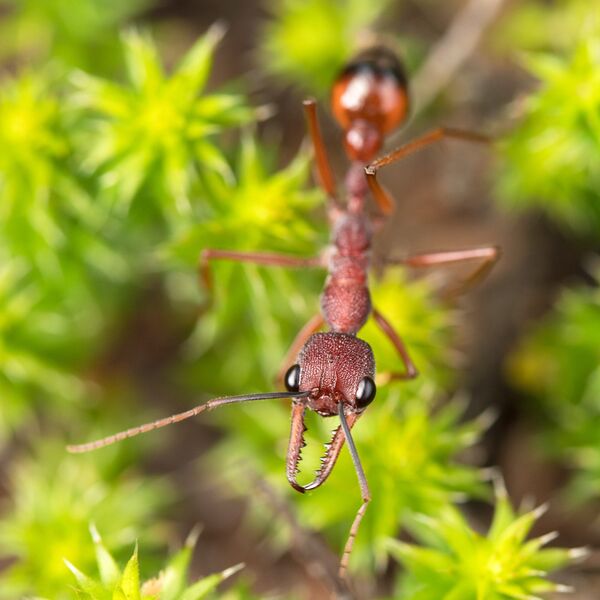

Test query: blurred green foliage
[493,0,593,54]
[0,71,93,276]
[66,527,255,600]
[0,25,260,434]
[496,17,600,236]
[164,132,324,386]
[0,440,170,599]
[0,0,585,597]
[260,0,393,96]
[388,489,575,599]
[510,277,600,504]
[0,0,152,73]
[72,26,256,224]
[498,2,600,512]
[0,264,86,433]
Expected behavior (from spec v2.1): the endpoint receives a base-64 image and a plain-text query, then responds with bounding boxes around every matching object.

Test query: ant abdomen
[331,46,409,162]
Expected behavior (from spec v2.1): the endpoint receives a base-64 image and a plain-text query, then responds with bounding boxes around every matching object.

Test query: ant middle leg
[365,127,490,215]
[199,248,324,305]
[371,307,419,383]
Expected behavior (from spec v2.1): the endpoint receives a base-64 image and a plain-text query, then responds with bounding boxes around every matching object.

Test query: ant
[68,46,499,580]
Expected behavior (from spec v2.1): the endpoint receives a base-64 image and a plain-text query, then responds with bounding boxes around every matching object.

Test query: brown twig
[409,0,506,119]
[248,469,357,600]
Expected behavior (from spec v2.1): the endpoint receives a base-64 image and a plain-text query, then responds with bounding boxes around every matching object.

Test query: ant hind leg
[389,245,501,297]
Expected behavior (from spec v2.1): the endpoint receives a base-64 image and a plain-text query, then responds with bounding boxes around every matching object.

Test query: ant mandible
[68,46,499,580]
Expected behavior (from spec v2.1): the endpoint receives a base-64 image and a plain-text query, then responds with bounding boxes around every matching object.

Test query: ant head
[331,46,409,162]
[285,332,376,416]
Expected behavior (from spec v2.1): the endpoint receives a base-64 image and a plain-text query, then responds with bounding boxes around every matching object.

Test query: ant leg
[199,248,323,303]
[390,245,501,296]
[372,308,419,382]
[287,407,359,493]
[338,403,370,580]
[303,99,338,202]
[276,313,325,384]
[365,127,490,215]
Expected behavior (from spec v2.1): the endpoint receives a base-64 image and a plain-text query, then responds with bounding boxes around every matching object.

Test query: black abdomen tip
[340,46,407,90]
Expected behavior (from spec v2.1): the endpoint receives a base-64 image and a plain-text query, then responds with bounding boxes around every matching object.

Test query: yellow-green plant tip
[450,491,469,502]
[205,20,228,46]
[221,562,245,579]
[568,546,590,561]
[525,569,547,577]
[480,466,500,481]
[89,522,101,544]
[476,407,499,430]
[63,559,79,575]
[412,513,435,527]
[255,102,278,121]
[384,538,410,553]
[530,502,550,520]
[537,530,559,546]
[491,471,509,499]
[519,493,537,513]
[555,583,575,593]
[184,524,203,549]
[63,558,87,583]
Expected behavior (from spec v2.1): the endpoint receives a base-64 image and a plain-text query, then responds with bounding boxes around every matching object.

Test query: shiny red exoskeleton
[68,46,499,581]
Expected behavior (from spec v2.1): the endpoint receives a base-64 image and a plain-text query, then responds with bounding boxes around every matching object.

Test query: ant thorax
[297,332,375,416]
[332,212,372,255]
[320,214,372,334]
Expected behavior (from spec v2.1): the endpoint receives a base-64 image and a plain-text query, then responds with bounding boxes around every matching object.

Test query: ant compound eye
[355,376,376,408]
[284,364,301,393]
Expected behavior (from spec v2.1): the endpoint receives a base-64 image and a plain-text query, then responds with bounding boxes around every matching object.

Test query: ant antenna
[338,402,371,579]
[67,390,310,454]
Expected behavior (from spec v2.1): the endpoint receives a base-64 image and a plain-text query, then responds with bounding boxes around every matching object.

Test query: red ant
[68,46,499,579]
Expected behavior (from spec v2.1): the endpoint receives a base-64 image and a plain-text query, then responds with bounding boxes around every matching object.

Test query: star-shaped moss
[388,489,579,600]
[72,25,257,219]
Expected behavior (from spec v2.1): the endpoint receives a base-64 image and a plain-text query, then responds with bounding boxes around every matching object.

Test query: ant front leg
[389,245,501,297]
[199,249,324,306]
[365,127,490,215]
[337,403,370,580]
[372,308,419,383]
[303,99,339,206]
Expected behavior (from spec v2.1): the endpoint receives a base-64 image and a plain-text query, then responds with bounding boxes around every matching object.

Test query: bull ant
[68,46,499,579]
